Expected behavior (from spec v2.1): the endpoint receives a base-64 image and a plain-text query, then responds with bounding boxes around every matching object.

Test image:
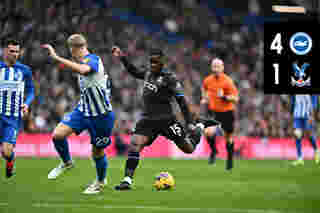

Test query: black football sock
[124,151,140,179]
[226,141,234,170]
[208,135,217,164]
[208,135,217,155]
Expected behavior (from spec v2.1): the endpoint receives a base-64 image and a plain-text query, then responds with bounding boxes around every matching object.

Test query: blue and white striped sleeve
[24,69,35,106]
[84,55,99,73]
[290,95,295,114]
[311,95,318,111]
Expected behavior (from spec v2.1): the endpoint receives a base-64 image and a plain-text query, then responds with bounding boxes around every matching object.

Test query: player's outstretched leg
[187,123,205,151]
[48,138,73,179]
[190,118,221,149]
[180,119,221,154]
[308,135,320,164]
[83,147,108,194]
[115,135,148,191]
[5,153,15,178]
[83,110,115,194]
[292,138,304,166]
[48,124,74,179]
[114,151,140,190]
[2,143,16,178]
[292,129,304,166]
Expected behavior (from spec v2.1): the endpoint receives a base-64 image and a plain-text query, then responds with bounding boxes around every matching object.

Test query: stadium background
[0,0,319,157]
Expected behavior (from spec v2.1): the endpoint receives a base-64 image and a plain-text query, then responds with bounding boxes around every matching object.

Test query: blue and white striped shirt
[76,54,112,117]
[291,95,318,119]
[0,61,35,118]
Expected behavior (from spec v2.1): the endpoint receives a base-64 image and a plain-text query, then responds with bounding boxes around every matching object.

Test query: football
[153,172,175,191]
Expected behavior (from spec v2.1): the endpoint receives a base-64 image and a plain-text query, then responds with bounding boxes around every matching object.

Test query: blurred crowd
[0,0,301,138]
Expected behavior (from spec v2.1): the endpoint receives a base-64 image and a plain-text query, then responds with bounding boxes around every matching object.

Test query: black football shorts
[208,110,235,133]
[133,117,187,146]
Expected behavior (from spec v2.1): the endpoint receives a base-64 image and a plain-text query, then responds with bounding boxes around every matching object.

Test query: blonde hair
[67,34,87,47]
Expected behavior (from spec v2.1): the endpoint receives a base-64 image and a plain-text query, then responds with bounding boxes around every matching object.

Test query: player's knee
[304,130,312,138]
[129,136,149,152]
[129,140,142,152]
[2,144,13,158]
[204,127,217,138]
[179,138,195,154]
[92,147,105,158]
[52,127,69,141]
[293,129,303,139]
[2,151,11,159]
[204,128,210,137]
[52,124,73,141]
[225,133,233,144]
[183,146,194,154]
[52,131,65,141]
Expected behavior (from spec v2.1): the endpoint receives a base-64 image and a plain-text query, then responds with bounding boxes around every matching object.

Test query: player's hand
[200,98,208,105]
[217,89,228,101]
[21,104,29,118]
[41,44,58,60]
[316,111,320,122]
[111,46,123,57]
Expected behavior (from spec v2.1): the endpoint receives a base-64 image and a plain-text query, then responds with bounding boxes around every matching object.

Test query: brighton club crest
[289,32,312,55]
[291,62,311,87]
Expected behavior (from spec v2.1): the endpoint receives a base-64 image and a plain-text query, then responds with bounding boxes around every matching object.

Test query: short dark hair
[2,38,20,48]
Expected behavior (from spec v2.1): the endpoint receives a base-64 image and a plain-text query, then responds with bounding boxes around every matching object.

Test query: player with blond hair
[42,34,115,194]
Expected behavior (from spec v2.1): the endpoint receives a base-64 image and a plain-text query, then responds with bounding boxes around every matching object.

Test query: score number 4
[270,33,282,84]
[270,33,283,55]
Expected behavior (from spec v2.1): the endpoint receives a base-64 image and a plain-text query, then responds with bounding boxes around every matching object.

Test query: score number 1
[270,33,282,85]
[273,63,279,85]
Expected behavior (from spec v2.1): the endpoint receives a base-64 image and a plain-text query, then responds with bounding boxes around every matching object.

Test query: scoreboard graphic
[265,1,319,94]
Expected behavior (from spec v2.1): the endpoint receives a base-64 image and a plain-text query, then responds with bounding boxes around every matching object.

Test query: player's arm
[201,87,209,104]
[315,96,320,122]
[311,95,318,111]
[287,95,295,125]
[41,44,92,75]
[22,69,35,116]
[119,56,145,79]
[112,46,145,79]
[310,95,318,122]
[169,75,193,125]
[200,83,209,116]
[176,96,193,126]
[290,95,295,114]
[221,79,239,103]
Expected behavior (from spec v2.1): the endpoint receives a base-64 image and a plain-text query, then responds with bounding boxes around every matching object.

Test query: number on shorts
[95,136,111,148]
[169,123,182,136]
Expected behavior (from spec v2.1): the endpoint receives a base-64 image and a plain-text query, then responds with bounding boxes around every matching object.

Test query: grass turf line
[0,158,319,213]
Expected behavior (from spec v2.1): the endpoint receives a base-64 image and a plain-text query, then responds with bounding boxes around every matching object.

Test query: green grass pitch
[0,157,320,213]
